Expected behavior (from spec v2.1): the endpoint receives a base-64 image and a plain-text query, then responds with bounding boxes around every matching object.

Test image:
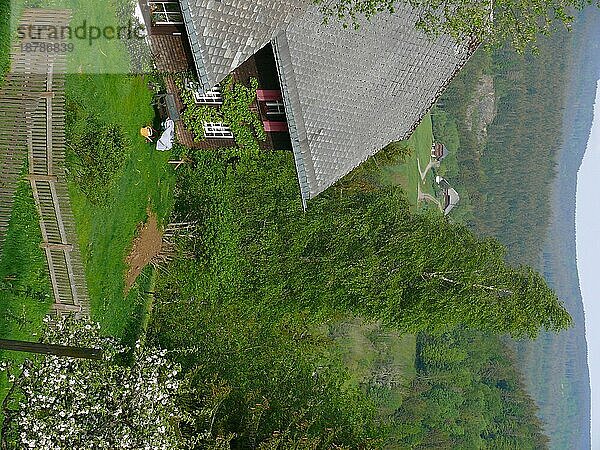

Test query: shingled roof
[179,0,474,205]
[179,0,309,90]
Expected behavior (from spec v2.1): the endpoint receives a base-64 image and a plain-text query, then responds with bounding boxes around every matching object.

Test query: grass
[336,114,438,211]
[57,1,174,340]
[4,0,174,341]
[0,0,10,85]
[66,73,175,341]
[0,180,52,341]
[58,0,135,75]
[8,0,134,74]
[329,319,416,418]
[0,0,168,399]
[0,179,54,416]
[3,0,133,89]
[379,114,437,207]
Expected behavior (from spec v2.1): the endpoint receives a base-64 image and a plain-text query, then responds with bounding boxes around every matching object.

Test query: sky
[576,78,600,449]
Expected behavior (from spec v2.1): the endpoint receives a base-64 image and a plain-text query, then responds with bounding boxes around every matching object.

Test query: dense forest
[394,330,549,449]
[434,29,570,266]
[145,149,557,447]
[433,8,600,448]
[515,9,600,449]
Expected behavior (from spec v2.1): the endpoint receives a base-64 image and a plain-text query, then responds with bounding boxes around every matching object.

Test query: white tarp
[156,118,174,151]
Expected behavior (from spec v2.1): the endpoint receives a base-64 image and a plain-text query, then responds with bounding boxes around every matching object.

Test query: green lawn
[58,0,174,340]
[66,73,175,340]
[0,77,170,427]
[2,0,132,87]
[7,0,134,74]
[0,180,52,341]
[2,1,174,341]
[0,179,54,416]
[379,114,437,207]
[58,0,134,75]
[0,0,10,85]
[335,114,438,210]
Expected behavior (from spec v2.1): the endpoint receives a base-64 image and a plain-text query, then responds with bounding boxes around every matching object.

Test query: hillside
[0,1,591,447]
[431,7,600,448]
[514,8,600,449]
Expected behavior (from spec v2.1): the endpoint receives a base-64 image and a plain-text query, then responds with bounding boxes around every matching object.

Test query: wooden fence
[0,34,33,254]
[0,9,90,316]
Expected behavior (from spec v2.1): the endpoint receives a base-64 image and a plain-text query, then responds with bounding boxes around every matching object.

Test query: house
[173,43,293,151]
[138,1,186,36]
[435,176,460,215]
[431,143,449,162]
[139,1,475,207]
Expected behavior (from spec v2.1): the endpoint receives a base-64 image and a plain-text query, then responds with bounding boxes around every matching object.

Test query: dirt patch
[124,211,163,294]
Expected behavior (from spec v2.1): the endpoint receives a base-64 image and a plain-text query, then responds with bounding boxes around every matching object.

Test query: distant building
[436,176,460,215]
[139,1,476,207]
[431,143,449,162]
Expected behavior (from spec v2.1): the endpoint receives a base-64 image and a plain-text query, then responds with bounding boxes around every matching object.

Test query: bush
[379,140,413,163]
[220,77,266,153]
[1,315,184,450]
[66,103,129,204]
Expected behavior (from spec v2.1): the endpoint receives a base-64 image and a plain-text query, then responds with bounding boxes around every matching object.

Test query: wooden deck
[0,9,90,317]
[149,34,192,73]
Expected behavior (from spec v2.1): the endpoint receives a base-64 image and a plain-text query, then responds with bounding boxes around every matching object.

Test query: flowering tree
[0,316,183,450]
[1,315,379,449]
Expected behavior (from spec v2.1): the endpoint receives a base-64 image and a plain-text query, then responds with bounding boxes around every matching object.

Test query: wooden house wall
[147,25,292,150]
[149,34,192,73]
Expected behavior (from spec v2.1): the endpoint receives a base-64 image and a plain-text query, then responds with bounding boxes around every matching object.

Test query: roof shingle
[180,0,309,90]
[180,0,474,204]
[272,6,472,201]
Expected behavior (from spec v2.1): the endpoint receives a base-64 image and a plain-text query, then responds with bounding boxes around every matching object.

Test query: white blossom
[2,315,184,450]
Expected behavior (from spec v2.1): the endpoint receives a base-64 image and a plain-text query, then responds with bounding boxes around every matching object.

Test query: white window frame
[265,100,285,116]
[148,1,184,25]
[193,85,223,105]
[203,122,233,139]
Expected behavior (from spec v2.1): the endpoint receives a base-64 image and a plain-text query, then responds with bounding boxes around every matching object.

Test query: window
[193,85,223,105]
[149,1,183,25]
[265,101,285,116]
[203,123,233,139]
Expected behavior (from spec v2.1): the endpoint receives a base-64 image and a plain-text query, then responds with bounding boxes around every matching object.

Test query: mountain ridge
[518,9,600,449]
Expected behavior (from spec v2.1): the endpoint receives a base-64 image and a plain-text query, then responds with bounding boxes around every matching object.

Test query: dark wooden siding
[149,34,192,73]
[151,34,292,150]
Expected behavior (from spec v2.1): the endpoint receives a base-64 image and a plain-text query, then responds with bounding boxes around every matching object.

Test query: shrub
[220,77,266,154]
[379,140,413,162]
[0,315,184,450]
[180,103,222,139]
[66,102,129,204]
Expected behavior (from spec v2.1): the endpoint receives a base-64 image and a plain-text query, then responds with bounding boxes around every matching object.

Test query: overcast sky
[576,78,600,449]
